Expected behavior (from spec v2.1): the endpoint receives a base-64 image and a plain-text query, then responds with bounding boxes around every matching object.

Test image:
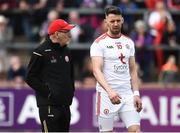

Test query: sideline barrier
[0,88,180,132]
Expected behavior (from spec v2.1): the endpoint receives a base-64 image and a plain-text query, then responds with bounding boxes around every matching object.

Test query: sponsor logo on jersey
[50,56,57,63]
[115,42,121,45]
[106,45,114,49]
[114,64,128,73]
[119,53,126,64]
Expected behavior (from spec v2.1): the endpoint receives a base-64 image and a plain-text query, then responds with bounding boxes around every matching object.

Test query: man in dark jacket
[25,19,75,132]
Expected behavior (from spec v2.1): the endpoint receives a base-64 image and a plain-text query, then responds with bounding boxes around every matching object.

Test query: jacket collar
[46,36,67,49]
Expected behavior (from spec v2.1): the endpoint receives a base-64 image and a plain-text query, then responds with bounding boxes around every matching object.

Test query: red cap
[48,19,75,35]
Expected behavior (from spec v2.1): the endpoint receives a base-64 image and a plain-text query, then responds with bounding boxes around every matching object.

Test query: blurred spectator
[17,0,47,42]
[18,0,47,10]
[148,1,174,72]
[0,0,17,11]
[148,0,172,37]
[80,0,104,38]
[148,1,173,34]
[79,16,95,42]
[7,55,26,81]
[161,21,179,68]
[117,0,138,10]
[0,15,13,44]
[81,0,98,8]
[64,0,82,7]
[145,0,165,10]
[45,0,64,12]
[0,58,5,80]
[159,55,179,87]
[134,0,146,8]
[69,0,104,43]
[130,20,153,82]
[39,9,59,40]
[0,59,3,73]
[93,20,107,39]
[145,0,156,10]
[167,0,180,10]
[68,10,82,43]
[0,15,13,75]
[161,21,178,47]
[81,0,112,8]
[97,0,114,8]
[11,76,26,89]
[117,0,138,34]
[79,56,96,89]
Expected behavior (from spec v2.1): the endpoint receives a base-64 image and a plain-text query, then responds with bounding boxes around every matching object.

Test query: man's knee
[127,125,140,133]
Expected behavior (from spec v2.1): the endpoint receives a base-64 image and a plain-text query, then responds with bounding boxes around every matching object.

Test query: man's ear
[54,31,58,36]
[55,31,60,38]
[121,17,124,24]
[104,18,107,24]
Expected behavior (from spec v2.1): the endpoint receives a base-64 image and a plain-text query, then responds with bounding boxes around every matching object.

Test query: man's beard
[111,29,121,35]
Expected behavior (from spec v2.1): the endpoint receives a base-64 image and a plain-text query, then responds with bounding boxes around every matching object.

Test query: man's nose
[114,21,119,26]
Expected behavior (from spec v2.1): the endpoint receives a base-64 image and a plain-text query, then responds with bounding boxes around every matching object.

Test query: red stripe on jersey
[95,33,108,43]
[121,34,133,41]
[96,92,101,116]
[106,32,121,39]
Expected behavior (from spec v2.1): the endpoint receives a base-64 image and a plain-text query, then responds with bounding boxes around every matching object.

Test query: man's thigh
[96,92,120,131]
[119,110,140,128]
[39,106,70,132]
[118,95,141,129]
[96,92,121,116]
[98,116,114,132]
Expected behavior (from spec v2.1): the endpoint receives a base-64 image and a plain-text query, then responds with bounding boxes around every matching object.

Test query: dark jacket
[25,37,75,107]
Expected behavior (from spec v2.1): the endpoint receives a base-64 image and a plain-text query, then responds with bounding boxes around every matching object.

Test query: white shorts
[96,91,140,131]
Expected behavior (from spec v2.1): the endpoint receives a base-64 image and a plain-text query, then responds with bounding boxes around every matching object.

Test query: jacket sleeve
[25,50,50,97]
[71,59,75,89]
[69,50,75,89]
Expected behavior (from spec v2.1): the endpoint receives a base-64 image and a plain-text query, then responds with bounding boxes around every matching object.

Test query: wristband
[133,90,140,96]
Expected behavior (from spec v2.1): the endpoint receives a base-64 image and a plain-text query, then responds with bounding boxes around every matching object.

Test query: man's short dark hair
[105,6,122,16]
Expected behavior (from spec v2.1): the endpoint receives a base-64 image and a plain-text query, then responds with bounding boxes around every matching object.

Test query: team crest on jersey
[125,44,130,49]
[107,45,114,49]
[50,56,57,63]
[103,109,109,115]
[65,56,69,62]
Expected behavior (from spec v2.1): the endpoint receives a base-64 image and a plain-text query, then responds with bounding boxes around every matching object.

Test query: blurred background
[0,0,180,132]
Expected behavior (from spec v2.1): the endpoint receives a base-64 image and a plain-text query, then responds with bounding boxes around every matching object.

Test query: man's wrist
[133,90,140,96]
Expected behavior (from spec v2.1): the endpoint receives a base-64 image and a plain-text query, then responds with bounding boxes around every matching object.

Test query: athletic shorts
[96,91,140,131]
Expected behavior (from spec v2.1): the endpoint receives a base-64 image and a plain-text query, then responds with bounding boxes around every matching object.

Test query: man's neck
[107,31,121,38]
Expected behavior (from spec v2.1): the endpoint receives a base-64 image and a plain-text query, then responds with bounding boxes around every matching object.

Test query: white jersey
[90,32,135,94]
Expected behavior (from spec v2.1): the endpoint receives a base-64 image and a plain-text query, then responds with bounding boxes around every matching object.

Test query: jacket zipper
[48,106,51,114]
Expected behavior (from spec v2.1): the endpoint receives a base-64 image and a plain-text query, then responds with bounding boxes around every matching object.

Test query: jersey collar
[106,32,122,39]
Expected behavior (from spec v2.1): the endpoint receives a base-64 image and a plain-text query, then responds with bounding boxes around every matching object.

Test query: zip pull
[48,106,51,114]
[48,106,54,117]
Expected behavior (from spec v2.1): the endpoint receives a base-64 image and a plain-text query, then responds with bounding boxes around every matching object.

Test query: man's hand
[107,89,121,104]
[134,96,142,112]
